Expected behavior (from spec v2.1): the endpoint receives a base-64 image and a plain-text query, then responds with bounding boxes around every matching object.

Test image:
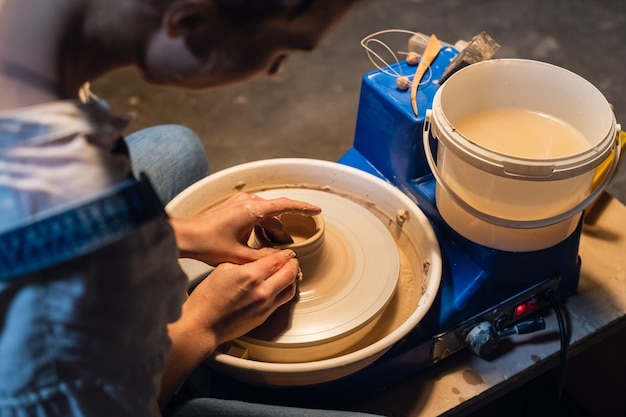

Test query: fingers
[182,191,319,267]
[255,197,322,218]
[222,192,321,229]
[219,249,299,317]
[186,249,300,346]
[245,249,299,308]
[230,192,321,220]
[219,248,299,296]
[275,281,297,306]
[258,249,300,292]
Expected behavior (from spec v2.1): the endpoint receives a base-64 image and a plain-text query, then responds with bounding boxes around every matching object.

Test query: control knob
[465,322,499,358]
[465,317,546,358]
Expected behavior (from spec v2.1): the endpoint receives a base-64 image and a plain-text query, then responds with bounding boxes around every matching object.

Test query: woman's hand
[159,248,300,407]
[182,248,299,347]
[170,192,321,266]
[160,192,319,407]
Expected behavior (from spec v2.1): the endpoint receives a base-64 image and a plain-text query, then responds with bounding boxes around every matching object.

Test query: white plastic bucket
[424,59,621,251]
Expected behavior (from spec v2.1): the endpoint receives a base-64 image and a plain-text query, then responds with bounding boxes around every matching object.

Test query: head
[140,0,359,88]
[0,0,359,106]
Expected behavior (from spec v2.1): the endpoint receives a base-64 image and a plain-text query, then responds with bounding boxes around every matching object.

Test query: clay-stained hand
[183,248,299,346]
[159,248,299,407]
[170,192,321,266]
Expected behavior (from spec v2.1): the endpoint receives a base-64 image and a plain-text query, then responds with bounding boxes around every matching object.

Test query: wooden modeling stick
[411,34,442,116]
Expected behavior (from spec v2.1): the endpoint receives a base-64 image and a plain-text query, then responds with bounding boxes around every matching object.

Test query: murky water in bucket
[455,108,589,159]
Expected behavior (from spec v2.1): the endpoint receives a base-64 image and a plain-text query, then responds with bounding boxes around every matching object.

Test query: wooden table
[355,197,626,416]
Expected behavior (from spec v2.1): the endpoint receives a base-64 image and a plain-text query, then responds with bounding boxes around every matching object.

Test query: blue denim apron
[0,101,188,417]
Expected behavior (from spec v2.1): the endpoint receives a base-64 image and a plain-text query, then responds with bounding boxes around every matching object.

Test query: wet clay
[252,213,325,262]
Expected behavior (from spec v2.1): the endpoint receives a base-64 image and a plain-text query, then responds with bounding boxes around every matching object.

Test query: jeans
[0,122,193,416]
[164,398,379,417]
[125,125,210,205]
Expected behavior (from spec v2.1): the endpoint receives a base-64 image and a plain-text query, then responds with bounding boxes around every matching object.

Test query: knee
[134,124,209,176]
[172,126,210,177]
[159,124,200,145]
[143,124,201,150]
[171,126,206,158]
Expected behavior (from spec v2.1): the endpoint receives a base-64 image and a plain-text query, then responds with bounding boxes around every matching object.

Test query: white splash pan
[165,158,442,386]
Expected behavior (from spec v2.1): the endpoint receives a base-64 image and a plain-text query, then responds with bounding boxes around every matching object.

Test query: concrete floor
[92,0,626,415]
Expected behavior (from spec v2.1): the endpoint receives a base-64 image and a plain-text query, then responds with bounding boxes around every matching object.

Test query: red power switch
[514,297,539,318]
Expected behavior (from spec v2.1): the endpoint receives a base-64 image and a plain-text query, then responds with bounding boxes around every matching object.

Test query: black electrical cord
[550,292,569,405]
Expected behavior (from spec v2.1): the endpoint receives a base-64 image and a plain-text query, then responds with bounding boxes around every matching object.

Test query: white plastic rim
[430,58,618,180]
[165,158,442,386]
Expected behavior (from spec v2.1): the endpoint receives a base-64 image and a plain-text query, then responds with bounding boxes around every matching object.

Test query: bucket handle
[423,109,622,229]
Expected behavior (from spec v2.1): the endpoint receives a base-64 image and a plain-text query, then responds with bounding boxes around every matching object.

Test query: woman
[0,0,375,415]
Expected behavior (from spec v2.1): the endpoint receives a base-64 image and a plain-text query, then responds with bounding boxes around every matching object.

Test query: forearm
[168,217,197,260]
[158,306,219,409]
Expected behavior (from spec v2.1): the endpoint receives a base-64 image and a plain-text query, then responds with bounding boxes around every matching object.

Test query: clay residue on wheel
[208,182,425,362]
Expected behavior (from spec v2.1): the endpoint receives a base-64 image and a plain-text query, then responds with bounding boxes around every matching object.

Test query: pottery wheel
[235,188,400,362]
